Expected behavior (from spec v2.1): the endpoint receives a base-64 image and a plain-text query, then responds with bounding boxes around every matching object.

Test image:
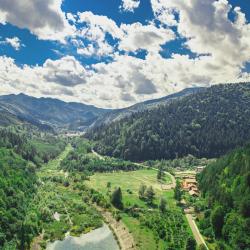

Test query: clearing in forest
[86,169,172,206]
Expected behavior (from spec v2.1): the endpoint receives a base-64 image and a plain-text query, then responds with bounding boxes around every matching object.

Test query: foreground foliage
[0,148,37,249]
[197,145,250,249]
[0,128,66,249]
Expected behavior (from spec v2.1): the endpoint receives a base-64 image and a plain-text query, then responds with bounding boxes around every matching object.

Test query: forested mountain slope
[0,148,37,249]
[86,82,250,161]
[0,109,54,132]
[197,145,250,249]
[91,87,202,128]
[0,127,67,249]
[0,93,108,131]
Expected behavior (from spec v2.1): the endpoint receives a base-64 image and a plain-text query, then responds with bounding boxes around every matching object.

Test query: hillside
[197,145,250,249]
[0,93,108,131]
[0,88,201,132]
[0,127,67,249]
[86,82,250,161]
[0,147,37,249]
[91,87,202,128]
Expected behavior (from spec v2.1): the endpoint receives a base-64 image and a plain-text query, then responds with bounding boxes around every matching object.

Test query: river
[46,224,120,250]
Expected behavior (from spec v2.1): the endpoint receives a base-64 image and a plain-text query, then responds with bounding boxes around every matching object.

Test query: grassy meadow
[86,168,172,206]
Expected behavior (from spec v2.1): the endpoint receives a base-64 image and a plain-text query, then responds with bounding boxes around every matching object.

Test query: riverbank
[95,206,136,250]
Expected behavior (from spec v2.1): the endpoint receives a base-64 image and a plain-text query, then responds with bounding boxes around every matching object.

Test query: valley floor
[30,143,203,250]
[30,145,103,249]
[87,168,191,249]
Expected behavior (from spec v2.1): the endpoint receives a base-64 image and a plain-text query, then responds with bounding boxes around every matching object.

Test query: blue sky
[0,0,250,108]
[0,0,155,66]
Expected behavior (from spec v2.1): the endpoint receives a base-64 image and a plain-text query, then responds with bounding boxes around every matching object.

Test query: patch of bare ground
[30,232,44,250]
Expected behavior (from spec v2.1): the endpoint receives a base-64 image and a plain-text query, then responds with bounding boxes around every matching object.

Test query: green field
[86,168,189,250]
[86,168,172,206]
[121,214,166,250]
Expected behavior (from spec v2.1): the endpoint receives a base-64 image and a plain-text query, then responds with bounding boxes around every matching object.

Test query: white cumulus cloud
[74,11,175,57]
[119,22,175,53]
[0,56,88,100]
[0,37,23,50]
[120,0,140,12]
[151,0,250,68]
[41,56,89,86]
[0,0,75,42]
[0,0,250,109]
[74,11,123,57]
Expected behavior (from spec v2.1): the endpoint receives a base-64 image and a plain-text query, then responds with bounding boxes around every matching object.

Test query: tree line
[60,139,141,173]
[0,148,37,249]
[0,128,65,165]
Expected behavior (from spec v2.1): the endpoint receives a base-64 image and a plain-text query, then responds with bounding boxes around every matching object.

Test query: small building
[190,186,199,192]
[189,190,199,197]
[182,178,197,190]
[182,176,200,197]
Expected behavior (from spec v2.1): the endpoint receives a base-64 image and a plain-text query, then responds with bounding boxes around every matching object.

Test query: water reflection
[47,224,119,250]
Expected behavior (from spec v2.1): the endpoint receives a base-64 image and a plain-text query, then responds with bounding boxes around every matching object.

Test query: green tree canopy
[111,187,123,210]
[186,237,196,250]
[211,206,225,238]
[145,186,155,205]
[159,197,167,213]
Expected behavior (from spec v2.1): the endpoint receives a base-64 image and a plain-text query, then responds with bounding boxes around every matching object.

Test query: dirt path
[185,214,209,249]
[149,167,176,189]
[165,171,176,188]
[95,206,136,250]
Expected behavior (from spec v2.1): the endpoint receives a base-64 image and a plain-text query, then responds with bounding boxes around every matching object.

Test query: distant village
[175,166,205,197]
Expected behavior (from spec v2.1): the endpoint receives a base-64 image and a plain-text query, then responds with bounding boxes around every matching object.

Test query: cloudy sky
[0,0,250,108]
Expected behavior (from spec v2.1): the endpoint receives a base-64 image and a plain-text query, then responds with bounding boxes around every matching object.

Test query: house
[182,178,197,190]
[190,186,199,192]
[182,177,200,197]
[189,190,199,197]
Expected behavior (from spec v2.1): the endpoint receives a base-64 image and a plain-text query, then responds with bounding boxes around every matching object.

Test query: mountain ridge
[90,87,204,129]
[0,87,202,131]
[0,93,109,131]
